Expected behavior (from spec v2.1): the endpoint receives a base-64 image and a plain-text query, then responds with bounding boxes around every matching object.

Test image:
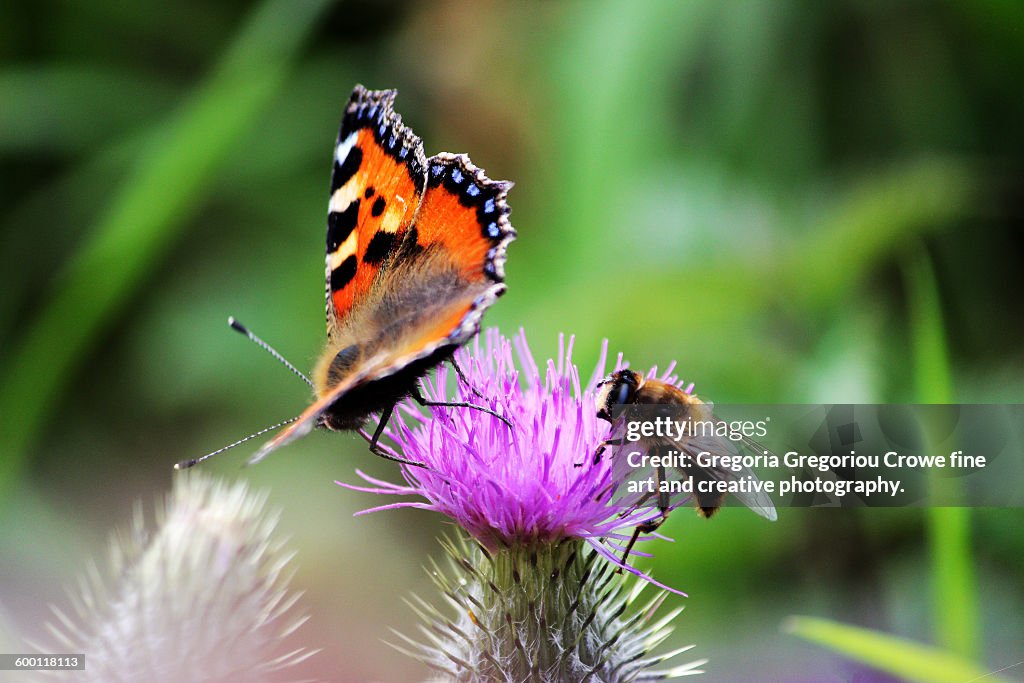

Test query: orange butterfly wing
[251,88,515,464]
[418,153,514,301]
[325,86,427,339]
[341,153,517,393]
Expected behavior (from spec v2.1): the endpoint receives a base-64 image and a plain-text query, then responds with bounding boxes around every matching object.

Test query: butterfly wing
[318,151,516,405]
[254,89,515,463]
[325,86,428,340]
[401,152,515,342]
[251,283,508,466]
[417,153,514,288]
[323,118,515,374]
[250,286,499,466]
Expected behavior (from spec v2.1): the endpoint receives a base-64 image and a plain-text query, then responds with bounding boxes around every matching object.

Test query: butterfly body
[247,85,514,463]
[317,347,454,431]
[313,259,473,430]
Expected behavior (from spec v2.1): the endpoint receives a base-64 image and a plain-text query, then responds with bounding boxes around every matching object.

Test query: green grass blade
[532,0,713,280]
[0,0,332,498]
[904,247,979,661]
[785,616,1010,683]
[906,248,954,403]
[925,506,978,659]
[784,158,975,309]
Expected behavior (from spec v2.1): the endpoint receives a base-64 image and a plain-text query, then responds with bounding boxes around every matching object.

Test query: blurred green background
[2,0,1022,680]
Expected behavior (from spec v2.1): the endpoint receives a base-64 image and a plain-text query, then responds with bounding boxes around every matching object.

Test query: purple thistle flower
[340,328,689,592]
[339,329,706,680]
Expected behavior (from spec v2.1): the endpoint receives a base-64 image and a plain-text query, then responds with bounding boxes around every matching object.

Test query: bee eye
[613,382,635,405]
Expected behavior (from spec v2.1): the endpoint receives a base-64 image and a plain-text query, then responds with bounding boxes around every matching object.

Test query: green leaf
[784,616,1011,683]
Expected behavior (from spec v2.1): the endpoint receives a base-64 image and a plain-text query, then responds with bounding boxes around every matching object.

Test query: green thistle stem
[396,535,704,682]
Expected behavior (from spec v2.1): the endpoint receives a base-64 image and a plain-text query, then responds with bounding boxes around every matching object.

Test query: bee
[595,368,777,560]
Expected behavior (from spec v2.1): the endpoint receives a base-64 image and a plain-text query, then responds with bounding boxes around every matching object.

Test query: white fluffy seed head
[42,475,314,682]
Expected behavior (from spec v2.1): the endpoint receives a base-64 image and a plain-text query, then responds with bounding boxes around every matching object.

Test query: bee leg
[576,437,623,468]
[411,384,513,430]
[595,438,624,464]
[655,462,671,520]
[617,493,652,520]
[619,515,667,571]
[450,358,486,401]
[365,404,429,468]
[618,461,670,570]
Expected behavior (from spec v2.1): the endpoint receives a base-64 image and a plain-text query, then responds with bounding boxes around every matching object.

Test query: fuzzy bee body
[595,368,777,559]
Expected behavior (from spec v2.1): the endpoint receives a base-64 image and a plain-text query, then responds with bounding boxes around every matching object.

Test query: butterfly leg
[410,385,513,430]
[364,404,428,468]
[450,358,487,402]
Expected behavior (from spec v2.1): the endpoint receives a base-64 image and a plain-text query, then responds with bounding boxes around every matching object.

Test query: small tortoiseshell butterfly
[180,85,515,468]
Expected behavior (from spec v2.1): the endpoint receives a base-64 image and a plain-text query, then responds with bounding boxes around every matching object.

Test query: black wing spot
[364,186,375,199]
[330,255,357,291]
[371,196,386,217]
[363,230,398,265]
[327,200,360,251]
[330,146,362,194]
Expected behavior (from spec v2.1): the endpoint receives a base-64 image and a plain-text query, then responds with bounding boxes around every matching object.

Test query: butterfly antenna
[228,316,313,388]
[174,416,300,470]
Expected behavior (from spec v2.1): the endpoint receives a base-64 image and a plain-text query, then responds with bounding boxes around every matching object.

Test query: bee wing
[597,406,778,521]
[683,429,778,521]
